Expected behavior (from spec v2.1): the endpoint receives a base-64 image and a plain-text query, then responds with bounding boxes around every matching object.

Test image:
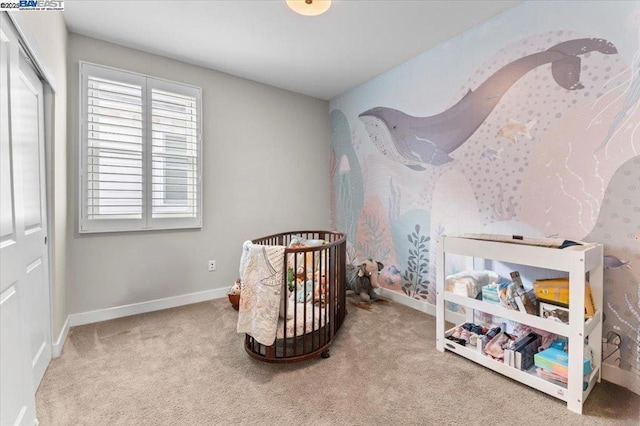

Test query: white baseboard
[52,316,70,358]
[379,288,466,324]
[68,287,230,328]
[602,363,640,396]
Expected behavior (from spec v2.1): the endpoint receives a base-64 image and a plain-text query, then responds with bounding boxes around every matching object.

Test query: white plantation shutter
[150,82,199,223]
[80,63,202,233]
[86,75,144,220]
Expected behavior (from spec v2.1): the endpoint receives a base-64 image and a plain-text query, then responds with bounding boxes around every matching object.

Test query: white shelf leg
[590,247,604,383]
[436,237,445,352]
[567,260,587,414]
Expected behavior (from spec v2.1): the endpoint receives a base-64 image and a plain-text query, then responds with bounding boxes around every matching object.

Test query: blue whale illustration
[359,38,618,171]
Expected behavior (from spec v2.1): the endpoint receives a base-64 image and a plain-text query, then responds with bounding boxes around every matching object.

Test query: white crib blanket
[237,241,286,346]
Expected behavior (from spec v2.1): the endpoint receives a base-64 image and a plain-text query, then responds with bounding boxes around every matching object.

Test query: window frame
[79,62,203,233]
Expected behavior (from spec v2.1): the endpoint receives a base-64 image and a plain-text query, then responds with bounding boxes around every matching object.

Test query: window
[79,62,202,233]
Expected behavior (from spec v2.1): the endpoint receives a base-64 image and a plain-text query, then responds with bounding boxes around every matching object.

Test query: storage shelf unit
[435,235,604,414]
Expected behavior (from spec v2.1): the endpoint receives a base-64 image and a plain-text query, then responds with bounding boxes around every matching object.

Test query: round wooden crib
[244,230,346,363]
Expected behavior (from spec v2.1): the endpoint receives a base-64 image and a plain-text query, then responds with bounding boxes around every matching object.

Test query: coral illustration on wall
[585,155,640,388]
[330,1,639,393]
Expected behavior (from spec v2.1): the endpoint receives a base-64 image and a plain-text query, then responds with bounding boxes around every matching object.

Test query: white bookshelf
[435,235,604,414]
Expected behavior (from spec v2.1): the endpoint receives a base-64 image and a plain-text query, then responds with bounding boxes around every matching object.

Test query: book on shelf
[539,301,569,324]
[534,347,592,378]
[510,271,526,293]
[536,368,568,386]
[510,271,538,315]
[514,296,527,313]
[512,332,541,371]
[504,348,513,367]
[533,278,595,318]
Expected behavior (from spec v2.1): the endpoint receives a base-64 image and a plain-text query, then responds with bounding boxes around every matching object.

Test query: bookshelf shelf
[435,235,604,414]
[442,330,569,401]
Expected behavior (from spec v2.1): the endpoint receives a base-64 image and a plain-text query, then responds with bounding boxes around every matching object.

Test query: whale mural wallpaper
[330,1,640,394]
[359,38,617,170]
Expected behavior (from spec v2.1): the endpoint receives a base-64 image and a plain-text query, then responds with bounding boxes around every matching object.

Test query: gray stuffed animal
[346,259,389,310]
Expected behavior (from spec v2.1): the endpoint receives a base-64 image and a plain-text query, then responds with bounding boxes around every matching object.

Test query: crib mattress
[276,302,330,339]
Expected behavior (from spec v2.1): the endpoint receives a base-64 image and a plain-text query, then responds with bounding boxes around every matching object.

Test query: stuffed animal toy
[229,279,241,296]
[345,259,390,310]
[312,271,327,306]
[227,278,242,310]
[295,278,315,303]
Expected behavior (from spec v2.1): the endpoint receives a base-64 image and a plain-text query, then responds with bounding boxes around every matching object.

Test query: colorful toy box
[534,347,592,378]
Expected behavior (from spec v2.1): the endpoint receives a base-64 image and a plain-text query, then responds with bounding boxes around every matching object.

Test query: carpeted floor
[36,297,640,425]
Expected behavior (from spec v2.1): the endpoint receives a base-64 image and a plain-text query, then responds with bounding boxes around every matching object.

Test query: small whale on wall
[388,265,401,275]
[359,38,618,171]
[481,147,503,161]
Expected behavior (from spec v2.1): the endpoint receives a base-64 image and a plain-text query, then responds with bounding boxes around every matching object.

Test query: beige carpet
[37,297,639,425]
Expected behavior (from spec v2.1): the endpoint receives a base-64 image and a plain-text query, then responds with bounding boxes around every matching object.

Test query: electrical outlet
[208,260,216,272]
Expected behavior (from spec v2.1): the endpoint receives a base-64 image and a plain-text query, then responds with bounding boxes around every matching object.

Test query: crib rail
[244,231,346,363]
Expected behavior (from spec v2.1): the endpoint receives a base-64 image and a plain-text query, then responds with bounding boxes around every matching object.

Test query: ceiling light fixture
[286,0,331,17]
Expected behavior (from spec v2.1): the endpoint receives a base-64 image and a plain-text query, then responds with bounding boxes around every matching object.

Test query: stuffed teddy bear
[345,259,389,310]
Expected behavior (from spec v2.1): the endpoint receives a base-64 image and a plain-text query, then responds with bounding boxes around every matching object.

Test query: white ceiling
[63,0,522,100]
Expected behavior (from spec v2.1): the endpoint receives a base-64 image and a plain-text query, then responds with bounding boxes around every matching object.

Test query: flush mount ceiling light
[286,0,332,17]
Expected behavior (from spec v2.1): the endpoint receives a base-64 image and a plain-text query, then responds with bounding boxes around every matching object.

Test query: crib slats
[243,230,346,363]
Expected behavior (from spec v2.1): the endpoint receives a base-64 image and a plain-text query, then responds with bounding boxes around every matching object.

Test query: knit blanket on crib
[237,241,286,346]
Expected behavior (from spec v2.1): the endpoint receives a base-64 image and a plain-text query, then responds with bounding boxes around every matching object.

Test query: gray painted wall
[67,34,330,314]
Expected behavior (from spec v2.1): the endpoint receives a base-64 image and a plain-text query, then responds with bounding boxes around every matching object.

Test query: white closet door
[1,12,51,426]
[15,49,51,390]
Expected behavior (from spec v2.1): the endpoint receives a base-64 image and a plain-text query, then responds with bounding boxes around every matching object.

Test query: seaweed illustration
[607,283,640,383]
[355,213,390,264]
[426,223,446,305]
[337,156,357,246]
[491,184,516,222]
[351,129,363,150]
[329,150,337,228]
[346,243,357,265]
[388,178,400,223]
[401,224,430,300]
